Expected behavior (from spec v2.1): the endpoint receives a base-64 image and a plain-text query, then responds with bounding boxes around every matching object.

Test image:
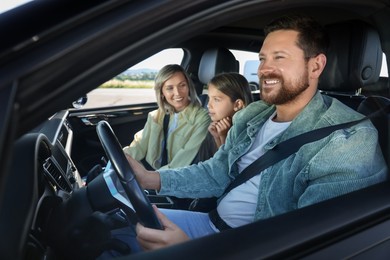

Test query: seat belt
[210,104,389,231]
[161,114,170,166]
[223,103,390,196]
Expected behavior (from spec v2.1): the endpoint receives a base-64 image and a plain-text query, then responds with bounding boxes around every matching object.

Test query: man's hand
[136,205,190,251]
[125,155,161,190]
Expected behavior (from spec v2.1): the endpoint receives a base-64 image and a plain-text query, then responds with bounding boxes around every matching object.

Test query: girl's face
[207,84,240,121]
[162,72,190,112]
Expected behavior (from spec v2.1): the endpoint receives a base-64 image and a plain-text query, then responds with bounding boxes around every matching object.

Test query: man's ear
[310,53,327,79]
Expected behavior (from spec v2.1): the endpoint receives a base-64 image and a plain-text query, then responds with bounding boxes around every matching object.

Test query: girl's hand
[215,117,232,138]
[208,121,219,139]
[208,117,232,148]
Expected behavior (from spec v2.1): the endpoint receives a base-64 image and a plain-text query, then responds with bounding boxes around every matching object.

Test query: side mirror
[72,96,88,109]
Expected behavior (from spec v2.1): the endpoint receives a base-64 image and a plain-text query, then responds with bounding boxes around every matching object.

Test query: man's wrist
[147,170,161,191]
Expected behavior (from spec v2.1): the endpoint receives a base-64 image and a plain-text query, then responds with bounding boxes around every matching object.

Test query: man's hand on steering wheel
[96,120,163,230]
[125,155,161,191]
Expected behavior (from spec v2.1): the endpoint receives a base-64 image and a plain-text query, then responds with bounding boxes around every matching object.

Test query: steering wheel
[96,120,163,230]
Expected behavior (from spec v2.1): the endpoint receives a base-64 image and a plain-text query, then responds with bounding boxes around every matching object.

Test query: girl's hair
[154,64,201,114]
[208,72,253,106]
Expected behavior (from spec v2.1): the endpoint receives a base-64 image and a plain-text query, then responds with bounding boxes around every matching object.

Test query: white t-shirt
[217,113,291,228]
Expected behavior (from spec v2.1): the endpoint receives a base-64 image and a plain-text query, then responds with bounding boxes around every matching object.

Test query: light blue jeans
[100,208,218,257]
[102,161,218,255]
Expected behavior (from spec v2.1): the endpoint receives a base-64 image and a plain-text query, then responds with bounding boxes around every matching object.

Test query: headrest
[319,21,382,92]
[198,48,239,84]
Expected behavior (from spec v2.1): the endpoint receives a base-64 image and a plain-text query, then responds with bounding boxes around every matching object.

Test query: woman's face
[162,72,190,112]
[207,84,237,121]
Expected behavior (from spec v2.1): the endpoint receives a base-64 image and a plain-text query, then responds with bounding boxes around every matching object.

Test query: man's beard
[260,69,310,105]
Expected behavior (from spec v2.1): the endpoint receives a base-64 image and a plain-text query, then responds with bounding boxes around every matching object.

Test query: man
[124,14,388,251]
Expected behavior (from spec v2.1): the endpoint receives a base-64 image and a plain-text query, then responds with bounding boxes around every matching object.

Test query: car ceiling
[179,2,387,52]
[0,0,389,138]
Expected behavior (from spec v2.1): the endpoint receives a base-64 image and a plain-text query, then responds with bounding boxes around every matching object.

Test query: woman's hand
[136,205,190,251]
[126,154,161,190]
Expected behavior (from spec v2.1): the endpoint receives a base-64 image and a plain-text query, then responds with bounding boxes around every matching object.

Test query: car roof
[1,0,389,136]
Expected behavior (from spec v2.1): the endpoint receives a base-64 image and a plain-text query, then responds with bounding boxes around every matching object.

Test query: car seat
[363,76,390,98]
[320,20,389,167]
[319,20,383,110]
[197,48,239,107]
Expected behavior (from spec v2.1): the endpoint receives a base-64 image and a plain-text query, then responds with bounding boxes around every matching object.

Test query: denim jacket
[159,91,388,221]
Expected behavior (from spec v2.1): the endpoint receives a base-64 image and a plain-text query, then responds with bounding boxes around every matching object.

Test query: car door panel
[67,103,157,177]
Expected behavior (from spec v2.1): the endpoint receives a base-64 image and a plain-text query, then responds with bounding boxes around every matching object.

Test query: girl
[207,72,253,148]
[190,72,253,212]
[197,72,253,161]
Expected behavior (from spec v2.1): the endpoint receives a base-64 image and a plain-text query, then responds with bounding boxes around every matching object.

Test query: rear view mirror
[72,96,88,109]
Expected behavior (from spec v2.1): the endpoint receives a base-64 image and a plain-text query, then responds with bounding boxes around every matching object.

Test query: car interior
[1,0,390,259]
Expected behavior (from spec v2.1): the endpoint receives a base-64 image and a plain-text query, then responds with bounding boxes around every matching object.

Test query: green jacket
[123,104,210,169]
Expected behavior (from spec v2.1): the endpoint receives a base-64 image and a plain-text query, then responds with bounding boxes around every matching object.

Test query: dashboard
[11,109,169,258]
[13,110,84,258]
[31,110,83,193]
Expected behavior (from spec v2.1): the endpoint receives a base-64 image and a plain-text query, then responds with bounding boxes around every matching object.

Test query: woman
[123,64,210,170]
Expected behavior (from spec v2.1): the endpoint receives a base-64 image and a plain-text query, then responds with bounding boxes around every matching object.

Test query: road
[83,88,157,108]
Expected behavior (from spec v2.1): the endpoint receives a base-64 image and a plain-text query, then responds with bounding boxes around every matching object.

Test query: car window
[230,50,260,91]
[232,50,389,80]
[82,49,387,110]
[230,50,259,75]
[83,48,184,109]
[381,53,388,77]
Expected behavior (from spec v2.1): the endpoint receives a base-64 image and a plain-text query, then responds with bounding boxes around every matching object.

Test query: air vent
[38,140,51,164]
[43,158,72,193]
[58,124,69,148]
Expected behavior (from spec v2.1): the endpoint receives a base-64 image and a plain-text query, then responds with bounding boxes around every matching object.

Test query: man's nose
[258,61,274,78]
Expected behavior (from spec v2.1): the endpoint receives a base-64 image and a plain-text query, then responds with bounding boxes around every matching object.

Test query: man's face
[258,30,310,105]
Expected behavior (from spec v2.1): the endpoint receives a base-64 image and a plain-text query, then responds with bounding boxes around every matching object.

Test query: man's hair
[264,14,329,59]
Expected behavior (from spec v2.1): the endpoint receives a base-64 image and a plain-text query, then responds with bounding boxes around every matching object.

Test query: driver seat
[320,20,389,167]
[319,20,383,110]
